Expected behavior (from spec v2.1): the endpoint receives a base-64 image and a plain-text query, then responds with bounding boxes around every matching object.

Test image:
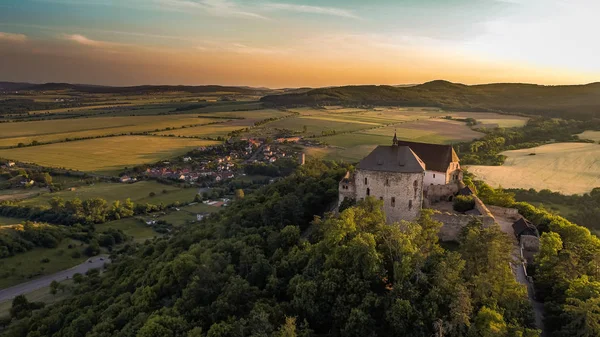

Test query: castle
[338,133,462,223]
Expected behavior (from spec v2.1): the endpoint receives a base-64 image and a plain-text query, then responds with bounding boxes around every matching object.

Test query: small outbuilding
[512,218,539,238]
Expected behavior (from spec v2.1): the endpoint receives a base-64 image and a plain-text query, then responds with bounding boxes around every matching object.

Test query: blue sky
[0,0,598,86]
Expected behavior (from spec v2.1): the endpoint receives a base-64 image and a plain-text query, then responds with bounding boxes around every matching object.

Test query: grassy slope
[0,240,87,289]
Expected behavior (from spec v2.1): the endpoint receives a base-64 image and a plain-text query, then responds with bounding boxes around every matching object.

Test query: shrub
[40,258,50,263]
[71,250,82,259]
[453,195,475,212]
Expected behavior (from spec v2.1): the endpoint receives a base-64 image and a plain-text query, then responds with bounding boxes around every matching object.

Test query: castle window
[365,177,368,185]
[380,197,383,201]
[433,174,436,178]
[409,200,413,209]
[367,188,370,196]
[413,180,419,198]
[385,178,389,186]
[391,197,395,207]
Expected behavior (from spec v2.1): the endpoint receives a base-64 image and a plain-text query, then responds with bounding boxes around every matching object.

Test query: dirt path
[491,210,545,335]
[0,255,111,303]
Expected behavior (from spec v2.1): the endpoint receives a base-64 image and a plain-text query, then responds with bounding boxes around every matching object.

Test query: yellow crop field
[0,115,218,148]
[577,130,600,142]
[0,136,219,175]
[467,143,600,195]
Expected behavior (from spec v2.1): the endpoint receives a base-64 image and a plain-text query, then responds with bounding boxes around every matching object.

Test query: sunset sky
[0,0,598,87]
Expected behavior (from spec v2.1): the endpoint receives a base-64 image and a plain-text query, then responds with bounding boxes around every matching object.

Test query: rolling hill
[261,80,600,119]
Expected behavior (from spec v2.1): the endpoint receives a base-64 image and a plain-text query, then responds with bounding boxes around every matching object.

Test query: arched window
[366,188,370,196]
[364,177,368,185]
[391,197,396,207]
[409,200,413,209]
[385,178,389,186]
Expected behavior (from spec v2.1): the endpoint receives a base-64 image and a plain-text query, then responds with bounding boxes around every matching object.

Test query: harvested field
[0,115,218,147]
[360,119,483,144]
[0,136,219,175]
[467,143,600,195]
[577,130,600,142]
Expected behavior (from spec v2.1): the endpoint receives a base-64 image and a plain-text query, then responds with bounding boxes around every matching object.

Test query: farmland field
[97,218,158,241]
[310,119,484,162]
[0,136,219,175]
[577,130,600,142]
[19,181,196,207]
[0,115,219,148]
[154,124,245,138]
[467,142,600,195]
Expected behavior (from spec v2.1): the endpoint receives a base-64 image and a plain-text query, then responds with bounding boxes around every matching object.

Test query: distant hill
[0,82,275,95]
[261,80,600,119]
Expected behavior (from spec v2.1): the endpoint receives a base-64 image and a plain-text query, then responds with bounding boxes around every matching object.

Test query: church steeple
[392,129,398,146]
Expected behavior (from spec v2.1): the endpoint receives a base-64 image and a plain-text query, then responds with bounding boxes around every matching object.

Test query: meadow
[467,142,600,195]
[19,181,197,207]
[0,239,87,289]
[0,136,219,175]
[0,216,25,226]
[97,218,158,242]
[0,115,219,148]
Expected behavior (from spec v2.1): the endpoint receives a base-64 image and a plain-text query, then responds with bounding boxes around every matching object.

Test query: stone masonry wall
[354,169,424,222]
[433,212,496,241]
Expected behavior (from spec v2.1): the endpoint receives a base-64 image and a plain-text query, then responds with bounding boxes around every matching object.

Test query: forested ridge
[2,161,539,337]
[261,80,600,120]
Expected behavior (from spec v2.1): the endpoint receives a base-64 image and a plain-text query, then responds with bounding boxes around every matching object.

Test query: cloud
[62,34,105,46]
[196,41,290,55]
[0,32,28,42]
[157,0,267,19]
[263,3,359,19]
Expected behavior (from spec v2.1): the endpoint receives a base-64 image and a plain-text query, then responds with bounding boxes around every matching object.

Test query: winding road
[0,255,111,303]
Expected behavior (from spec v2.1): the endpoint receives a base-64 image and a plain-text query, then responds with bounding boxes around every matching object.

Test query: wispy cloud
[62,34,106,46]
[196,41,290,55]
[263,2,359,19]
[0,32,28,42]
[158,0,267,19]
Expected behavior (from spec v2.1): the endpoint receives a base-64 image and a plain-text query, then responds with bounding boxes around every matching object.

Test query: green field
[309,119,484,162]
[467,142,600,195]
[154,124,245,138]
[97,218,158,241]
[0,280,73,317]
[0,136,220,175]
[0,115,219,148]
[19,181,197,207]
[0,216,25,226]
[0,240,87,289]
[577,130,600,142]
[158,203,220,227]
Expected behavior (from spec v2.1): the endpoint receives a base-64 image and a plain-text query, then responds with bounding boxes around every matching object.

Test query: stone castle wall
[354,169,424,222]
[433,211,496,242]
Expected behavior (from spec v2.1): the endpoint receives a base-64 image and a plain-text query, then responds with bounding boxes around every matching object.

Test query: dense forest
[1,161,540,337]
[261,80,600,120]
[465,177,600,337]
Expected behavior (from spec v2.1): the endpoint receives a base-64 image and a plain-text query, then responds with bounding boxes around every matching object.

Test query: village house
[339,134,462,223]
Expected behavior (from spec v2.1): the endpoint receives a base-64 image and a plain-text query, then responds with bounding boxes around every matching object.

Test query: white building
[338,134,462,223]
